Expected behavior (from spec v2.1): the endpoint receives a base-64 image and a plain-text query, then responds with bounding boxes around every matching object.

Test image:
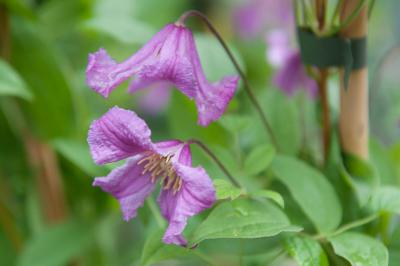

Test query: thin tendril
[188,139,242,188]
[178,10,279,150]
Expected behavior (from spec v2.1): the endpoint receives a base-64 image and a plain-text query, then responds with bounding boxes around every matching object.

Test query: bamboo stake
[339,1,369,159]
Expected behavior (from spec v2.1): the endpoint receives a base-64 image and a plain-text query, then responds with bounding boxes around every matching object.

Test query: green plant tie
[297,27,367,89]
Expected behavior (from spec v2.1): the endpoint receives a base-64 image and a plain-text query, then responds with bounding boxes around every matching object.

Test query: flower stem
[178,10,279,150]
[313,213,378,240]
[188,139,242,188]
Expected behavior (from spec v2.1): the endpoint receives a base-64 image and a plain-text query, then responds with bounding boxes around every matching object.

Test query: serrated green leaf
[329,232,388,266]
[190,199,302,245]
[17,220,93,266]
[0,58,32,100]
[214,179,243,200]
[252,190,284,208]
[284,236,329,266]
[369,186,400,214]
[271,155,342,233]
[243,144,275,176]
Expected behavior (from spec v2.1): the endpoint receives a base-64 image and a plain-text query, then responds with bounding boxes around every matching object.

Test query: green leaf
[243,144,275,176]
[214,179,243,200]
[195,34,244,81]
[0,58,32,100]
[167,91,230,146]
[190,199,302,245]
[369,186,400,214]
[51,139,105,177]
[17,220,93,266]
[271,155,342,233]
[329,232,389,266]
[82,17,156,45]
[141,229,191,266]
[265,89,301,155]
[284,236,329,266]
[218,114,252,133]
[11,18,75,139]
[341,153,379,206]
[252,190,285,208]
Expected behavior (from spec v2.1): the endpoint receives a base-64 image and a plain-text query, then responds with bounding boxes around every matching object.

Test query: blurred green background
[0,0,399,265]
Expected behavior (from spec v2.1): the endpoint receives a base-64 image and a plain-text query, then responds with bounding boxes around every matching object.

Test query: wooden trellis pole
[339,1,369,159]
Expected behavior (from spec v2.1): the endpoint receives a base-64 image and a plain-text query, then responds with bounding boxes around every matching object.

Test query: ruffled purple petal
[88,106,154,164]
[86,24,175,98]
[127,25,197,99]
[93,155,157,221]
[158,163,215,246]
[194,76,239,126]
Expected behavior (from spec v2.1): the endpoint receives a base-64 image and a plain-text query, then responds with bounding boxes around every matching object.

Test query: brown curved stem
[179,10,279,150]
[188,139,242,188]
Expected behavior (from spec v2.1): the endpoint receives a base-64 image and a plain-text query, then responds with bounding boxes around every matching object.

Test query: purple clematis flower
[273,51,318,98]
[88,106,216,246]
[86,23,239,127]
[266,29,317,97]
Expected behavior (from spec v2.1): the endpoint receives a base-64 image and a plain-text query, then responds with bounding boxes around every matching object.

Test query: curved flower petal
[86,24,175,97]
[195,76,239,126]
[158,164,215,246]
[127,25,197,99]
[88,106,154,164]
[93,155,157,221]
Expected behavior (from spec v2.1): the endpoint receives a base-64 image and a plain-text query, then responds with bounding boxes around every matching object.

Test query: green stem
[329,0,344,28]
[368,0,376,18]
[146,198,165,228]
[328,0,368,35]
[314,213,379,240]
[188,139,242,189]
[178,10,279,150]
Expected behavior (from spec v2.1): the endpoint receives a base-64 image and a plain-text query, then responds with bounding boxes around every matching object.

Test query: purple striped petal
[158,163,215,246]
[93,155,157,221]
[88,106,154,164]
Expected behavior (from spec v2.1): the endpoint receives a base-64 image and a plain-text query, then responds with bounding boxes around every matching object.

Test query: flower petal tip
[86,48,118,98]
[196,75,239,126]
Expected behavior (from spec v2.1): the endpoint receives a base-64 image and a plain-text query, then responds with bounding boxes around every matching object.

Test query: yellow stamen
[137,153,183,194]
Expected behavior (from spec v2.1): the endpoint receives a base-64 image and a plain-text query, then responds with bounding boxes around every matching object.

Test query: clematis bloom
[86,23,239,126]
[88,106,216,246]
[273,51,318,98]
[266,30,317,97]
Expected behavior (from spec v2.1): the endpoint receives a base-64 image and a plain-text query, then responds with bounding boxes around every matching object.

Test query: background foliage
[0,0,400,265]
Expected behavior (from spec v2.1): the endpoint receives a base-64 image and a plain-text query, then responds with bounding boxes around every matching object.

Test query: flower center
[138,153,182,194]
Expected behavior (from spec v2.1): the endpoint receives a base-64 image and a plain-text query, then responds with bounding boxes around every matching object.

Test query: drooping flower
[265,29,317,98]
[234,0,316,97]
[86,23,239,126]
[273,51,318,98]
[88,106,216,246]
